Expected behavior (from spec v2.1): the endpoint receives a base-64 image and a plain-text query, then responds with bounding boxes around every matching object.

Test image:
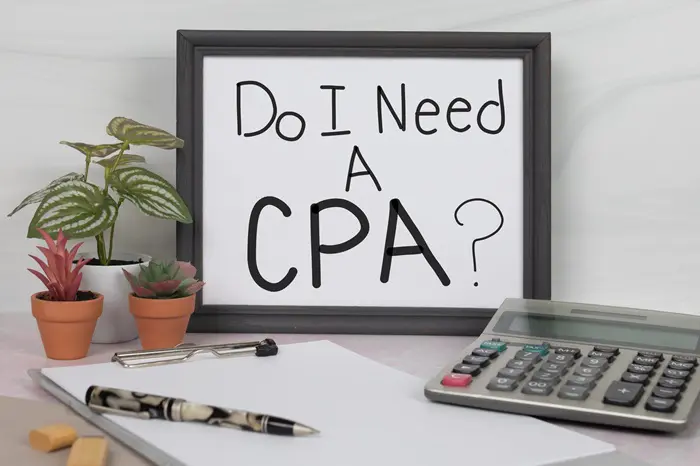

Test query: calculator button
[515,350,542,362]
[547,353,575,366]
[652,386,681,400]
[498,368,526,380]
[523,344,549,356]
[506,359,535,371]
[603,381,644,407]
[588,351,615,361]
[581,357,609,370]
[645,397,676,413]
[671,355,698,366]
[558,385,590,400]
[463,355,491,367]
[657,378,686,390]
[632,356,660,367]
[651,387,681,400]
[487,377,519,391]
[442,373,472,387]
[628,364,654,375]
[540,362,569,376]
[522,380,554,396]
[621,372,649,385]
[662,368,690,379]
[555,347,581,358]
[566,375,597,388]
[638,351,664,360]
[594,346,619,355]
[452,364,481,376]
[480,340,507,352]
[667,361,695,372]
[531,371,561,383]
[471,348,499,359]
[574,366,602,379]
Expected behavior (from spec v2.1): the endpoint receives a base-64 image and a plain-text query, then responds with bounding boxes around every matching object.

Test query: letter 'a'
[380,199,450,286]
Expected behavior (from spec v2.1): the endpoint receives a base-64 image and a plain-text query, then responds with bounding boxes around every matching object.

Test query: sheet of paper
[41,340,615,466]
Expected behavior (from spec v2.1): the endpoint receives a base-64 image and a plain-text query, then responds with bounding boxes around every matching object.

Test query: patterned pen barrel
[85,385,319,436]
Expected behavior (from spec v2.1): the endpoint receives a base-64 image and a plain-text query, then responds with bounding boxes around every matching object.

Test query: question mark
[453,198,504,287]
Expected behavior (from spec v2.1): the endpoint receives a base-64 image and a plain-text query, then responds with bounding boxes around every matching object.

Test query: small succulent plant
[123,259,205,299]
[28,228,90,301]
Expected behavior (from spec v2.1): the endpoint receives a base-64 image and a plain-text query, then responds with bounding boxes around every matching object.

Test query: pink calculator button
[441,373,472,387]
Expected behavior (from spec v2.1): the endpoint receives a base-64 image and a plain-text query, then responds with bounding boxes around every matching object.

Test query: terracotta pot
[128,294,195,350]
[31,291,104,360]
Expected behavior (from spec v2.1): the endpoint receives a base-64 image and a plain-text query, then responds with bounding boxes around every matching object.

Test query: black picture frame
[176,30,551,336]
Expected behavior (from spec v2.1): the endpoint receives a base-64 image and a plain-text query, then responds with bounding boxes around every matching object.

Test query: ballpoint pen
[85,385,319,436]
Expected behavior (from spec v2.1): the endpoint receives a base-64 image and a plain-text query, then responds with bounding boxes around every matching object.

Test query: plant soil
[82,258,144,266]
[37,290,98,301]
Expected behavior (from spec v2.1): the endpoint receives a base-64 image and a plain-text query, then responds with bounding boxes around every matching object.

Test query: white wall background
[2,0,700,316]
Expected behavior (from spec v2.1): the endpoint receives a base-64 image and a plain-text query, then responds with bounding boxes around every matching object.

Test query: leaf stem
[84,156,91,180]
[106,198,124,264]
[104,142,128,191]
[95,233,107,265]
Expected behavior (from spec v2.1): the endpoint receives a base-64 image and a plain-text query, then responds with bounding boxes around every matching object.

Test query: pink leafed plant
[28,228,89,301]
[122,259,205,299]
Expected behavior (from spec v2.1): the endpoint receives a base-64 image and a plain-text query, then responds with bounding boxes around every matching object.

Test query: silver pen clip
[88,404,152,419]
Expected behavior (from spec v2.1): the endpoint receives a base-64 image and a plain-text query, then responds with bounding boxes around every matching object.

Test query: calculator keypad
[435,339,699,432]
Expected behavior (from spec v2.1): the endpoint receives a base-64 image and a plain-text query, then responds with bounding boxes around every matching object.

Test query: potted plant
[29,228,104,360]
[8,117,192,344]
[122,260,205,349]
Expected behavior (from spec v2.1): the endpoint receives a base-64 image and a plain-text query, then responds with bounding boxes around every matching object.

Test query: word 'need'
[236,79,507,142]
[247,196,504,291]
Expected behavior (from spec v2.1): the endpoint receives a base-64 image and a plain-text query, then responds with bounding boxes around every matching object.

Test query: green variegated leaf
[27,180,118,239]
[95,153,146,169]
[110,166,192,223]
[60,141,125,158]
[106,117,184,150]
[7,172,84,217]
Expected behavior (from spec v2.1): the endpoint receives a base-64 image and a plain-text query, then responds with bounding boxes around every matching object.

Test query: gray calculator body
[424,298,700,433]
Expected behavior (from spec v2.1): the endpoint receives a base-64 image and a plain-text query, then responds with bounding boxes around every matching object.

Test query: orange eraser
[28,423,78,452]
[66,436,109,466]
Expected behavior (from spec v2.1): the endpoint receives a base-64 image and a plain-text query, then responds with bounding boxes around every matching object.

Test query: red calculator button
[441,373,472,387]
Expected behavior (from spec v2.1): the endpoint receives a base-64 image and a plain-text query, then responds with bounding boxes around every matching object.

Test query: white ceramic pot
[77,252,151,344]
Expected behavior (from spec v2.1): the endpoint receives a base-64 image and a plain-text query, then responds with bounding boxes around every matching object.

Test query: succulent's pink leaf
[28,268,51,289]
[45,282,62,300]
[28,254,57,284]
[122,269,141,294]
[69,256,89,282]
[184,281,205,295]
[148,280,181,295]
[53,252,67,288]
[36,228,57,254]
[36,246,59,278]
[67,241,84,264]
[65,272,82,301]
[56,229,68,252]
[176,261,197,279]
[133,286,156,297]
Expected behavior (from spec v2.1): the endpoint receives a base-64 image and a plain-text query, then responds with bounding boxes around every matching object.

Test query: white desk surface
[1,312,695,464]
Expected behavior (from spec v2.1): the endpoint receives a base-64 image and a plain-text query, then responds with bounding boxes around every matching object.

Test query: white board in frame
[176,30,551,335]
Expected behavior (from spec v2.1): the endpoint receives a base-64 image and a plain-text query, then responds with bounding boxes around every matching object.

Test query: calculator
[424,298,700,432]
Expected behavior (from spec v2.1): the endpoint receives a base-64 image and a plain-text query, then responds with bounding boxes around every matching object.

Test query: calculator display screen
[493,312,700,352]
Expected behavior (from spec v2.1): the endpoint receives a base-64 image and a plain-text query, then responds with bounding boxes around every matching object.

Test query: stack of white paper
[40,340,615,466]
